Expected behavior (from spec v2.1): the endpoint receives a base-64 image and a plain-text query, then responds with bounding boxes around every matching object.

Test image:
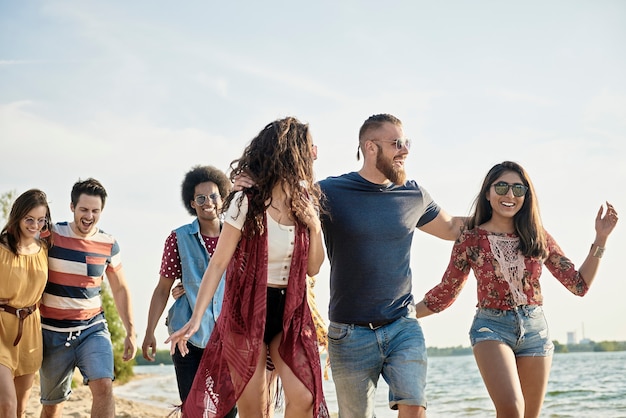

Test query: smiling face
[191,181,222,223]
[371,122,408,185]
[70,194,103,237]
[20,205,48,242]
[486,170,526,222]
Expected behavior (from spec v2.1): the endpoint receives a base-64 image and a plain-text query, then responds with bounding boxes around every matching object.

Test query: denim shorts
[40,322,114,404]
[327,309,427,416]
[469,305,554,357]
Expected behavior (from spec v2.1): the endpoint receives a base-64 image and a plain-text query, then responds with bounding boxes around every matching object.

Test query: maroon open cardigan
[181,214,328,418]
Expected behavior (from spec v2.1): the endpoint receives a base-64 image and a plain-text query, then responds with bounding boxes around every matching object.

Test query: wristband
[591,243,605,258]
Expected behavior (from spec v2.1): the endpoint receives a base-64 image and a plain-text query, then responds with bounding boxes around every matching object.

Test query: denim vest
[166,219,225,348]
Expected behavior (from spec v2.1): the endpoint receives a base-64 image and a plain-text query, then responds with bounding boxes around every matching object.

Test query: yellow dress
[0,244,48,376]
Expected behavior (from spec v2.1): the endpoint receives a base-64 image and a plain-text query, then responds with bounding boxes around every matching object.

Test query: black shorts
[264,287,286,344]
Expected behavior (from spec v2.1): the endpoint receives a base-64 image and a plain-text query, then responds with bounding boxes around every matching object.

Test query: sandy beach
[26,374,174,418]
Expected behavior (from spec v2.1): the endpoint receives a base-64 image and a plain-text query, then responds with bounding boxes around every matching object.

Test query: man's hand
[141,333,157,361]
[171,282,185,300]
[232,172,255,191]
[123,334,137,362]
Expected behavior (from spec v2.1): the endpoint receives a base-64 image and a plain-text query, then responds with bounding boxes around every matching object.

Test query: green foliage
[0,190,17,225]
[134,349,174,365]
[427,345,473,356]
[101,281,135,384]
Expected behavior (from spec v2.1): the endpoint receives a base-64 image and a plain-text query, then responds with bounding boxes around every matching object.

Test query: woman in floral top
[415,161,618,418]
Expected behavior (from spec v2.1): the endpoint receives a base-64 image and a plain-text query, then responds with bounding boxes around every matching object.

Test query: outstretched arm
[576,202,619,288]
[419,209,466,241]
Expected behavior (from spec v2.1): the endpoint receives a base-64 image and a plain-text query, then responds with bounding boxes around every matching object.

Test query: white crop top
[225,191,295,285]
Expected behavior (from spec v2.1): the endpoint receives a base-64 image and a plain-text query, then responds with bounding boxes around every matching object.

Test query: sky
[1,1,625,349]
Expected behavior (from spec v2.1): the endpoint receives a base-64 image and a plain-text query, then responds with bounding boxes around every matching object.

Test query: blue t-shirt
[319,172,440,324]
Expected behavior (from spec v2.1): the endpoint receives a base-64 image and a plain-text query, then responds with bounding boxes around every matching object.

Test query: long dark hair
[0,189,53,255]
[467,161,547,259]
[224,116,321,236]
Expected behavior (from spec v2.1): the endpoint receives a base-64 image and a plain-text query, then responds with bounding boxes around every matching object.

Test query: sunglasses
[492,182,528,197]
[373,137,411,151]
[194,193,220,206]
[23,217,48,228]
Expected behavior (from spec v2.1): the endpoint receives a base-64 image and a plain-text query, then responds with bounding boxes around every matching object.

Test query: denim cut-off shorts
[469,305,554,357]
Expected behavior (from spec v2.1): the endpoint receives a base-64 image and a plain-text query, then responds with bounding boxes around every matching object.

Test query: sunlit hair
[181,165,231,216]
[467,161,547,259]
[71,178,108,209]
[357,113,402,160]
[0,189,53,255]
[225,116,322,237]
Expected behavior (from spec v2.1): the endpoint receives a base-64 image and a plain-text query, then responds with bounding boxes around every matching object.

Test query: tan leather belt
[0,304,37,346]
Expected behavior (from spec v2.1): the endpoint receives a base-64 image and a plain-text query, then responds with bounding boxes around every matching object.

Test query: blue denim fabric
[469,305,555,357]
[40,322,114,404]
[167,219,225,348]
[328,309,427,417]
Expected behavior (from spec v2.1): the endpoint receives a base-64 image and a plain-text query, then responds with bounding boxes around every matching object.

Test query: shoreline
[26,374,173,418]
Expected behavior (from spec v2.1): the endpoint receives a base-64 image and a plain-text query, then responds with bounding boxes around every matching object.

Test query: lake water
[114,351,626,417]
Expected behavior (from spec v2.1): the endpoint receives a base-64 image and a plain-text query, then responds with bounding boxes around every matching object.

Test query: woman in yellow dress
[0,189,52,418]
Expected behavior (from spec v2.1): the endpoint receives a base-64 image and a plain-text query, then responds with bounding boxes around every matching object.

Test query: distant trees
[0,189,17,225]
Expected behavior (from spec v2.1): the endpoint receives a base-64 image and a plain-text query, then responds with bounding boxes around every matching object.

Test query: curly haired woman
[167,117,328,418]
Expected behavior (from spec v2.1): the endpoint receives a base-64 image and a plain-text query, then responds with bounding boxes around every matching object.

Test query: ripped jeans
[469,305,554,357]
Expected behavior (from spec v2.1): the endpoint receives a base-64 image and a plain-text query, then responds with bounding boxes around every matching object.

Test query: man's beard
[376,146,406,185]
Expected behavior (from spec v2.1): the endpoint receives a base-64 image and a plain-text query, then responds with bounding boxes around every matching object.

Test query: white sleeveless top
[225,191,295,286]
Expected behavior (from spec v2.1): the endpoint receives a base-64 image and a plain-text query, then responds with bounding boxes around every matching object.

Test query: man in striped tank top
[39,178,136,418]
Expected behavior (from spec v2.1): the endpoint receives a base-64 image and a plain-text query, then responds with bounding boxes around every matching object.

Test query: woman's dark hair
[181,165,231,216]
[225,116,321,236]
[0,189,53,255]
[467,161,547,259]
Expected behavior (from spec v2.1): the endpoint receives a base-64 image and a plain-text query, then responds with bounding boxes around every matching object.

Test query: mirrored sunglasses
[194,193,220,206]
[493,182,528,197]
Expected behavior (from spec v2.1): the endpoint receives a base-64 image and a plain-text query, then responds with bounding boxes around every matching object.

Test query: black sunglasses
[194,193,220,206]
[492,182,528,197]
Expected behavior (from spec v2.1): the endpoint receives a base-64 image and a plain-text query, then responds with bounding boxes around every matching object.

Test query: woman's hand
[164,319,200,357]
[595,202,618,239]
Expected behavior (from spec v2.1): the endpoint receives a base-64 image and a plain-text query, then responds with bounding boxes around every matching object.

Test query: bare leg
[88,378,115,418]
[237,347,270,418]
[0,365,18,418]
[397,404,426,418]
[13,373,36,417]
[268,334,313,418]
[517,356,552,418]
[473,341,524,418]
[40,403,64,418]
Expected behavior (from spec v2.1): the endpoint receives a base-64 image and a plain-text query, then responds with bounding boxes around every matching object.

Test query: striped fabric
[41,222,122,330]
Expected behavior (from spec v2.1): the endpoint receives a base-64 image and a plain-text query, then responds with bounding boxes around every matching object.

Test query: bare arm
[576,202,618,288]
[142,276,175,361]
[165,222,242,356]
[418,209,466,241]
[414,300,437,319]
[106,268,137,362]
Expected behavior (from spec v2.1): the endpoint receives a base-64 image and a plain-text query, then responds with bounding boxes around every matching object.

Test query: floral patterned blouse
[423,227,589,312]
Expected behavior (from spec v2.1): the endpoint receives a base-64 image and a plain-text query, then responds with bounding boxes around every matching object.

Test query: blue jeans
[469,305,555,357]
[40,322,114,404]
[328,312,427,417]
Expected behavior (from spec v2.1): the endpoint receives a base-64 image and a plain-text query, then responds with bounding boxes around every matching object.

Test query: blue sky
[1,1,625,348]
